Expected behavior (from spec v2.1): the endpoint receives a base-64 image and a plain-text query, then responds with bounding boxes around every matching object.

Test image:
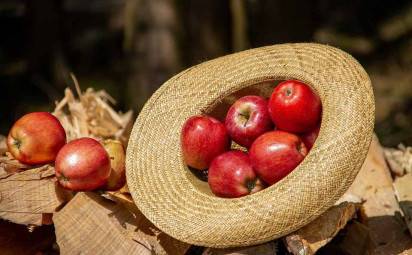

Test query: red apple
[102,139,126,191]
[268,80,321,133]
[7,112,66,165]
[208,150,264,198]
[249,130,308,185]
[55,137,111,191]
[225,95,273,147]
[301,125,320,151]
[181,115,230,170]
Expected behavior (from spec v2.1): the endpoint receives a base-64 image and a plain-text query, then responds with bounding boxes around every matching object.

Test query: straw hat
[126,43,375,248]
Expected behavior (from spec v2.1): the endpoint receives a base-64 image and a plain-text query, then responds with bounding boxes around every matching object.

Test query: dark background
[1,0,412,146]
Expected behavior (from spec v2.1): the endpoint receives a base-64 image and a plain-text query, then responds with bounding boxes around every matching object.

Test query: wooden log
[202,241,278,255]
[0,219,56,255]
[0,165,72,226]
[284,202,358,255]
[393,173,412,237]
[337,135,412,254]
[54,192,189,255]
[338,221,373,255]
[316,220,372,255]
[105,191,190,255]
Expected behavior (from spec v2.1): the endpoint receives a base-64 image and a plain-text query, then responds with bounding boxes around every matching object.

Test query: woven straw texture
[126,43,375,248]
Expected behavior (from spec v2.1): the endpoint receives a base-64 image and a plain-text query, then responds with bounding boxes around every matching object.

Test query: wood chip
[338,135,412,255]
[393,173,412,237]
[202,242,278,255]
[384,144,412,176]
[54,192,189,255]
[284,202,358,255]
[0,165,72,226]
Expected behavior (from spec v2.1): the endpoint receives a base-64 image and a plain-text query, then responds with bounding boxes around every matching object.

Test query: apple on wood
[208,150,264,198]
[181,115,230,170]
[249,130,307,185]
[268,80,321,133]
[225,95,273,148]
[7,112,66,165]
[55,137,111,191]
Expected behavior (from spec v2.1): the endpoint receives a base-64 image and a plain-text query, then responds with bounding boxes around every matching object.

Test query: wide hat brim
[126,43,375,248]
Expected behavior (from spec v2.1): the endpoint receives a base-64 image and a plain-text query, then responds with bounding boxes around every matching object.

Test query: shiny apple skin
[181,115,230,170]
[102,139,126,191]
[55,137,111,191]
[208,150,264,198]
[269,80,321,133]
[225,95,273,148]
[301,125,320,151]
[249,130,308,185]
[7,112,66,165]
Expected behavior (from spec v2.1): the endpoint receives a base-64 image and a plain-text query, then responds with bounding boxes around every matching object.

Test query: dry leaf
[53,76,133,145]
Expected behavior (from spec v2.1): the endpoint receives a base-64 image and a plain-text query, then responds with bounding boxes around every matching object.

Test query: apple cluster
[182,80,322,198]
[6,112,126,191]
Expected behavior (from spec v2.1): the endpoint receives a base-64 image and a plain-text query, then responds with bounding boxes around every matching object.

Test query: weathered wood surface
[54,192,189,255]
[106,190,191,255]
[338,135,412,255]
[202,242,278,255]
[0,165,72,226]
[0,219,56,255]
[393,173,412,237]
[384,144,412,176]
[285,202,358,255]
[284,135,412,255]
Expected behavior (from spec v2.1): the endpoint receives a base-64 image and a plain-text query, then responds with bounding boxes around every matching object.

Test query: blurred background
[1,0,412,146]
